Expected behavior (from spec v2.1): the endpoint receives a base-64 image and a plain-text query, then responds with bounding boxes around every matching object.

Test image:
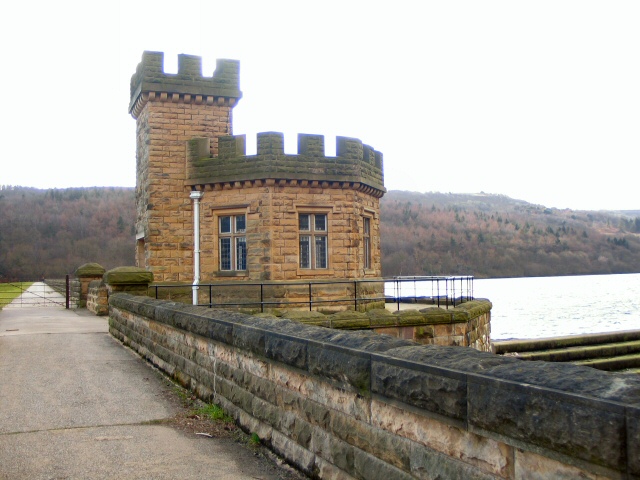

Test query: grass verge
[0,282,33,309]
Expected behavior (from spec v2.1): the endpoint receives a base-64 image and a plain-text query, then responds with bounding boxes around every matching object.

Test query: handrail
[149,276,474,312]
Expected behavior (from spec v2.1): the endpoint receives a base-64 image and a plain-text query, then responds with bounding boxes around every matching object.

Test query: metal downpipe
[190,191,204,305]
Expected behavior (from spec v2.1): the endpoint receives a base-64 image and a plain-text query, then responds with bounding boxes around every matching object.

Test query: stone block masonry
[86,280,108,316]
[286,300,492,352]
[108,293,639,479]
[186,132,385,193]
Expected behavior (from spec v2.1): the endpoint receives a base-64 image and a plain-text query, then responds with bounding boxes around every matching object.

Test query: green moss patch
[104,266,154,285]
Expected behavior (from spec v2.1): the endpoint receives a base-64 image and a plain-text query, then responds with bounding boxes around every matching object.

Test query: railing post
[260,284,264,313]
[354,280,358,311]
[452,277,456,307]
[309,282,312,311]
[65,274,70,309]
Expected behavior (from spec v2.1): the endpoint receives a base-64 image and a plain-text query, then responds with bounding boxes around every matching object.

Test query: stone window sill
[215,271,248,277]
[296,269,335,277]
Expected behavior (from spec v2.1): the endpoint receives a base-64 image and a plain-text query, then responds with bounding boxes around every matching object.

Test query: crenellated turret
[129,51,242,119]
[186,132,385,196]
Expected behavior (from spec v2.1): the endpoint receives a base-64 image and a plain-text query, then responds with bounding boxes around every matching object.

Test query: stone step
[492,329,640,355]
[572,353,640,372]
[513,340,640,362]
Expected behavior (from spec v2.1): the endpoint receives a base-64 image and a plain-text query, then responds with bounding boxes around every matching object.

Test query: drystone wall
[108,293,639,480]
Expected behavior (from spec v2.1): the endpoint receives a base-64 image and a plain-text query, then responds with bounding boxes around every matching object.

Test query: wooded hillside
[0,186,135,280]
[1,186,639,280]
[381,190,640,278]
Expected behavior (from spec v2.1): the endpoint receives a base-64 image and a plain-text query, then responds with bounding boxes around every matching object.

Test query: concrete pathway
[0,307,305,479]
[4,282,66,308]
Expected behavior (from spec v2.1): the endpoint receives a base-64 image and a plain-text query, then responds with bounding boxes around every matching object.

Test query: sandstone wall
[133,97,234,281]
[108,293,638,479]
[284,300,492,352]
[371,309,491,351]
[86,280,108,316]
[194,183,381,282]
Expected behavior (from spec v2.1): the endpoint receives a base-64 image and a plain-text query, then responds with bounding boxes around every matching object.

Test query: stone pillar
[74,263,106,308]
[86,280,109,316]
[103,266,154,297]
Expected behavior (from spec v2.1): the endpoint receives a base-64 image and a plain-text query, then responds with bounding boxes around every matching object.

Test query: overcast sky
[1,1,638,211]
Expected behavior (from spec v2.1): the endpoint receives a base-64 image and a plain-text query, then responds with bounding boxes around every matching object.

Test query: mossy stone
[75,263,106,277]
[281,310,326,320]
[103,266,154,285]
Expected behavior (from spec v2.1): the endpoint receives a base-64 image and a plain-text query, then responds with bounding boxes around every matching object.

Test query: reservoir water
[474,273,640,340]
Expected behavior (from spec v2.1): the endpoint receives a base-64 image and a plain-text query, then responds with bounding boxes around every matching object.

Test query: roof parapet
[187,132,385,196]
[129,51,242,118]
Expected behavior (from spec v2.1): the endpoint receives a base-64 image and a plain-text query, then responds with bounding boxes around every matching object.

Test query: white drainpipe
[190,191,204,305]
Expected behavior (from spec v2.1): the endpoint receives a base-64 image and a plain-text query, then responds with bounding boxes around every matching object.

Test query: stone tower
[129,51,242,280]
[129,51,386,306]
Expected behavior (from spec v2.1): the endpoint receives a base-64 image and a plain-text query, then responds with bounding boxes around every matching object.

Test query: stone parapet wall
[372,307,490,351]
[108,293,638,479]
[186,132,385,195]
[128,51,241,119]
[282,300,492,352]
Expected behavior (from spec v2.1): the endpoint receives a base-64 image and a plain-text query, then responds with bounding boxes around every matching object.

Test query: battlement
[186,132,385,195]
[129,51,242,118]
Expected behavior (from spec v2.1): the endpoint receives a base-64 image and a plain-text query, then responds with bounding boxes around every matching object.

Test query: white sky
[1,0,638,211]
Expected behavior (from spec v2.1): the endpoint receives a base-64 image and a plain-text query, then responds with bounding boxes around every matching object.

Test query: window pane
[220,216,231,234]
[364,236,371,270]
[315,235,327,269]
[314,214,327,232]
[235,214,246,233]
[236,237,247,270]
[220,238,231,270]
[299,214,310,231]
[364,217,371,269]
[299,235,311,268]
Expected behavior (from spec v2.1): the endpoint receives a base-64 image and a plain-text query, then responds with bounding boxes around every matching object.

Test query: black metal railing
[388,275,474,310]
[149,275,474,312]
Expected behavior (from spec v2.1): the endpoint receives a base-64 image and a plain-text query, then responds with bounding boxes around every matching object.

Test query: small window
[219,214,247,271]
[299,214,310,231]
[299,213,328,269]
[363,217,371,270]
